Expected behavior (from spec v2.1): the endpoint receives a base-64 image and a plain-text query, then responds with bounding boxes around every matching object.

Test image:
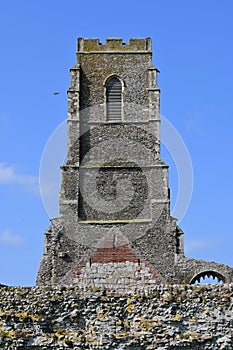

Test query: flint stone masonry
[37,37,233,286]
[78,37,152,52]
[72,261,166,288]
[0,285,233,349]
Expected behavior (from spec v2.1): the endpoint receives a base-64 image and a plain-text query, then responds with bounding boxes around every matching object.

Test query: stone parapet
[78,37,152,53]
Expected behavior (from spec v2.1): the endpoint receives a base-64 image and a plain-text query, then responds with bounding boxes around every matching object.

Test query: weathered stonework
[37,38,233,286]
[0,285,233,349]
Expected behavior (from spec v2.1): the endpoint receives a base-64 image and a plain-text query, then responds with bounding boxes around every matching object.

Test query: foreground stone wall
[0,284,232,349]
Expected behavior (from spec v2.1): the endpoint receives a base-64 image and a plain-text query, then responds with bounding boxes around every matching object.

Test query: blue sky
[0,1,232,286]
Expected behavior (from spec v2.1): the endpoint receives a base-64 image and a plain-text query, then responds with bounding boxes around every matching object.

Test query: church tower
[37,38,233,286]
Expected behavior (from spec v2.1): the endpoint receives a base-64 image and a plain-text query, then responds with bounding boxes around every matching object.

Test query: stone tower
[37,38,233,286]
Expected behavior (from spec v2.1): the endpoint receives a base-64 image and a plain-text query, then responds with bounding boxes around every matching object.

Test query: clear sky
[0,1,232,286]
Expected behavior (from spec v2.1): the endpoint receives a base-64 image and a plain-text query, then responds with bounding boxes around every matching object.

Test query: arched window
[106,77,122,121]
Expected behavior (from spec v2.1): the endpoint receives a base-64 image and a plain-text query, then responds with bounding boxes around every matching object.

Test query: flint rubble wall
[0,284,233,349]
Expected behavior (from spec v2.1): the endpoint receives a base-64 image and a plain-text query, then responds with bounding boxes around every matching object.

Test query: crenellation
[106,37,123,48]
[78,37,152,53]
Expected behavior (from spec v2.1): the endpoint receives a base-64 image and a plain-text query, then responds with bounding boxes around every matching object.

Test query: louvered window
[106,77,122,121]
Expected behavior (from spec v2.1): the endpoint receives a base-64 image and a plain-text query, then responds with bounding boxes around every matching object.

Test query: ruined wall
[37,37,233,287]
[38,37,178,286]
[0,285,233,349]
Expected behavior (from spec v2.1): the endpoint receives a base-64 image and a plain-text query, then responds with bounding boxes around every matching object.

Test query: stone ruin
[37,37,233,287]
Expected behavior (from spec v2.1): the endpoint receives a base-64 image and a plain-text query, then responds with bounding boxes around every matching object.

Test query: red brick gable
[90,230,139,263]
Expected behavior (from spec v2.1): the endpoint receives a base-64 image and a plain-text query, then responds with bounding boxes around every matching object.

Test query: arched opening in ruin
[190,270,226,284]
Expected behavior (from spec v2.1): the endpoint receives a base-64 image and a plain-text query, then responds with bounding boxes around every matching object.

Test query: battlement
[77,37,152,53]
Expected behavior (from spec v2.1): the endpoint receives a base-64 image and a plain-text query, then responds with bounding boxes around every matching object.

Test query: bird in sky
[53,91,60,95]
